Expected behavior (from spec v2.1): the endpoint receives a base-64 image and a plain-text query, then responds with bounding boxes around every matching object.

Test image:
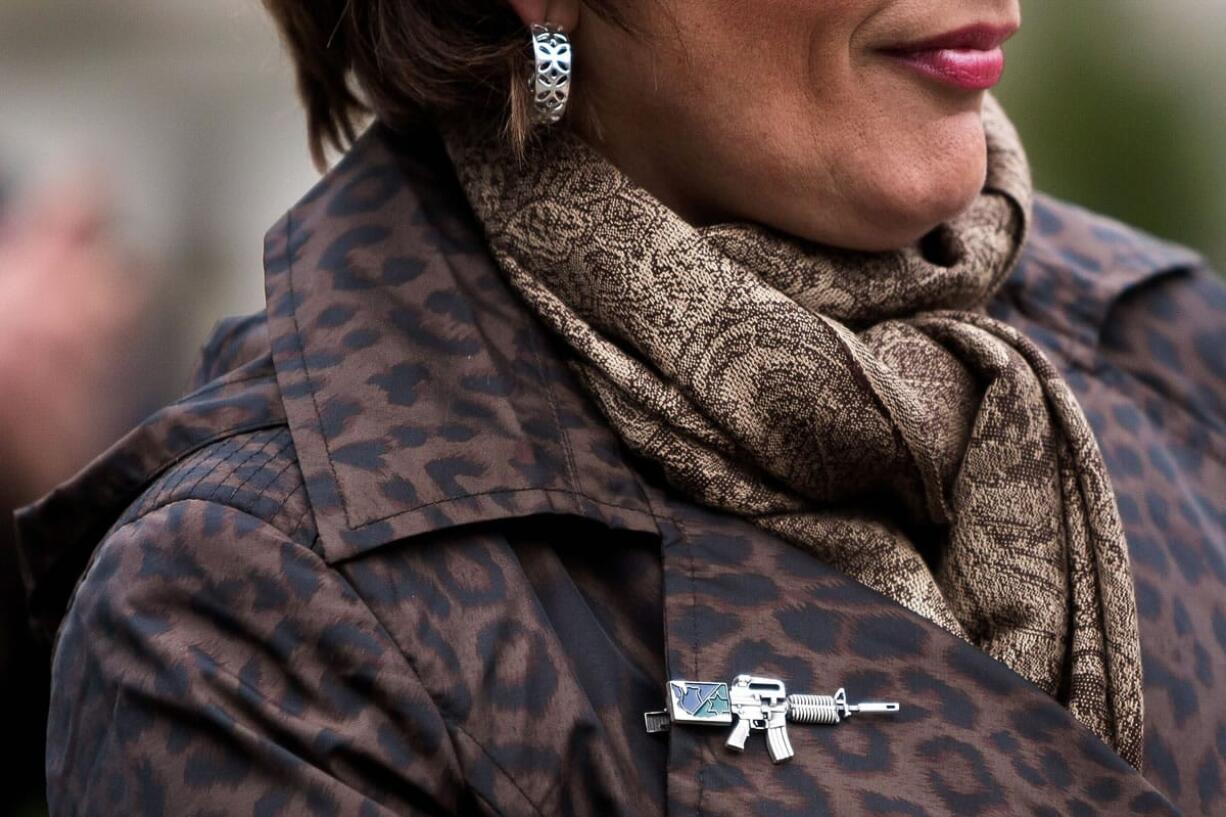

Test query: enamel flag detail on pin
[668,680,733,724]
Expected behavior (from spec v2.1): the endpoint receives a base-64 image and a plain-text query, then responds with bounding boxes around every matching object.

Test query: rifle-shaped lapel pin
[644,674,900,764]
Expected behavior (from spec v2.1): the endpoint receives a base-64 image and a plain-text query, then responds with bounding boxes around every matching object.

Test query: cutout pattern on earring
[530,24,571,126]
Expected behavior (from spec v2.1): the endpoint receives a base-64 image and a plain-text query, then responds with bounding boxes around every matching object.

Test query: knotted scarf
[444,95,1144,766]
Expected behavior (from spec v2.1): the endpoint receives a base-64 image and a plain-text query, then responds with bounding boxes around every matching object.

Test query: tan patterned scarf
[444,95,1144,767]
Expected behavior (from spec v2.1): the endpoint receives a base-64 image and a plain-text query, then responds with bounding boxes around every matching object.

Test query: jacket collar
[1002,194,1203,368]
[263,124,660,563]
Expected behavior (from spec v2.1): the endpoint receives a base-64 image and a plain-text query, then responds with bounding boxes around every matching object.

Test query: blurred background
[0,2,1223,815]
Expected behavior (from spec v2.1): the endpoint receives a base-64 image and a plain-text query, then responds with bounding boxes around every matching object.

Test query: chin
[843,127,989,252]
[803,176,983,253]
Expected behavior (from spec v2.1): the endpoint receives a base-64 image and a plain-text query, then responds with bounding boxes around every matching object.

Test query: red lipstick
[881,24,1017,91]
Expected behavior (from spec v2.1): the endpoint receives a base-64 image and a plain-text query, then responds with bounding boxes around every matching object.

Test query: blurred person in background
[0,174,162,815]
[11,2,1225,817]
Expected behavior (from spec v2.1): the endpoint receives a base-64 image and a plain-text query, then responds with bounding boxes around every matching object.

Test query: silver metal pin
[645,676,901,764]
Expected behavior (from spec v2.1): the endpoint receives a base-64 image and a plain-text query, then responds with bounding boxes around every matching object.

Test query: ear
[505,0,580,33]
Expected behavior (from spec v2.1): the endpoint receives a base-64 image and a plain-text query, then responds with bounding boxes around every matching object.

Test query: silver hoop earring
[530,24,571,126]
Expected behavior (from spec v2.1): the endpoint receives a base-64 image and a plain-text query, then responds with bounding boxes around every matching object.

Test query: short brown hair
[262,1,621,168]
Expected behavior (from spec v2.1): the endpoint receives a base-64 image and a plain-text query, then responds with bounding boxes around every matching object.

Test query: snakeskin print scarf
[444,95,1144,767]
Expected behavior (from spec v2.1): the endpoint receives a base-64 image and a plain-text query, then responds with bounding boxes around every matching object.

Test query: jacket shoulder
[46,490,461,817]
[122,309,316,548]
[995,193,1210,362]
[1021,193,1203,278]
[113,424,317,552]
[14,307,302,640]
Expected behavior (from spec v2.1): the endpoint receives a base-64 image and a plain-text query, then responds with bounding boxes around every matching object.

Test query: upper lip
[882,22,1019,53]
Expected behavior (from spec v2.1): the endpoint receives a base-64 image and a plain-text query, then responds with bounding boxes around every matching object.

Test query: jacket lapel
[262,125,659,563]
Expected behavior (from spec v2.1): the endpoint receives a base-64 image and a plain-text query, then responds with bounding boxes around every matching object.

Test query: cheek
[660,0,868,111]
[675,1,894,182]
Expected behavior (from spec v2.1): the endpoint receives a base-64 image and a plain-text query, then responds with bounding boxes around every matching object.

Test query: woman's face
[549,0,1021,251]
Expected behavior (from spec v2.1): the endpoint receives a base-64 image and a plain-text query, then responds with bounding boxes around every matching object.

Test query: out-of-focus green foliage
[997,3,1225,271]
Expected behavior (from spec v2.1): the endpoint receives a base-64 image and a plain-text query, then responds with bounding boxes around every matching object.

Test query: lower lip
[885,47,1005,91]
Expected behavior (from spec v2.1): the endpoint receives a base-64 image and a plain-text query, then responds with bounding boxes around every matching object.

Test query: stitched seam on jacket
[347,484,660,530]
[117,426,306,539]
[281,208,360,530]
[281,479,316,546]
[527,320,584,503]
[164,442,226,505]
[469,783,514,817]
[247,434,301,500]
[675,512,706,817]
[252,448,307,526]
[217,429,282,504]
[181,434,251,506]
[208,430,278,503]
[160,435,242,506]
[115,421,289,533]
[450,726,548,817]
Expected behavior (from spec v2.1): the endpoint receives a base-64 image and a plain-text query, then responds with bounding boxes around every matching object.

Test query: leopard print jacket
[15,124,1225,817]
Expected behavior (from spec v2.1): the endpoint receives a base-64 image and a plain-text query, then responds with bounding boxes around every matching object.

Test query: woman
[15,0,1224,814]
